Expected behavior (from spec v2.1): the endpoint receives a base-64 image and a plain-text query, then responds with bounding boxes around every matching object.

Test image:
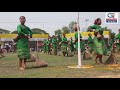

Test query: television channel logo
[105,12,118,24]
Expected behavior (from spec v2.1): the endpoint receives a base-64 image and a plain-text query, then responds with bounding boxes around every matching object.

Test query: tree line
[0,28,48,34]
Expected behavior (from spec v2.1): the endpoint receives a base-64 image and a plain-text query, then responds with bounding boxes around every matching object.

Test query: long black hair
[94,18,101,24]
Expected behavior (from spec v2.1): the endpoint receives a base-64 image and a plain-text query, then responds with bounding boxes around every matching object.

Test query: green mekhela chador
[89,24,105,55]
[16,24,33,59]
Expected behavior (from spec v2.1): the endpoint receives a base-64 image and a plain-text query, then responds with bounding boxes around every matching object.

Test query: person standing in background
[87,33,94,54]
[52,35,57,55]
[61,33,68,56]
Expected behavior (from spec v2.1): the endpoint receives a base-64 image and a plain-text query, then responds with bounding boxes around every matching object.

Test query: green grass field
[0,52,120,78]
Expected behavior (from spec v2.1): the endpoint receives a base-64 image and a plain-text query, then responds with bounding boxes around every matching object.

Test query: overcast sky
[0,12,119,35]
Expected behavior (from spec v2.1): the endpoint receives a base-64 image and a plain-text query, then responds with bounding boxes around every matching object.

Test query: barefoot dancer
[88,18,104,64]
[43,39,47,54]
[61,33,68,56]
[115,29,120,54]
[74,23,82,56]
[16,16,32,70]
[69,37,74,55]
[52,35,57,55]
[87,33,94,54]
[46,37,52,55]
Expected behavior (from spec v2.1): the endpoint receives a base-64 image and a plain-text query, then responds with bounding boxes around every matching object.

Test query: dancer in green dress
[46,37,52,55]
[115,29,120,53]
[87,33,94,53]
[61,33,68,56]
[52,35,57,55]
[69,37,74,53]
[88,18,104,64]
[43,39,47,54]
[16,16,33,70]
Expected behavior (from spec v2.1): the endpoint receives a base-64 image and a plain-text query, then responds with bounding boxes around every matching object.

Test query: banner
[0,34,49,41]
[0,34,49,38]
[66,31,110,40]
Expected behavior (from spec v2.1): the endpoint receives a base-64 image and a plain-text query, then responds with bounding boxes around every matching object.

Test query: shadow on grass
[26,66,48,69]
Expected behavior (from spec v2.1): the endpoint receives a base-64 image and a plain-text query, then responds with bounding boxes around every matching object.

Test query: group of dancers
[42,18,120,64]
[0,16,120,70]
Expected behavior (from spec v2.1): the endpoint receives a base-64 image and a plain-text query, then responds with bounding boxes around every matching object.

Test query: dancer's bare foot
[99,60,103,65]
[95,62,99,64]
[23,64,26,69]
[19,67,25,71]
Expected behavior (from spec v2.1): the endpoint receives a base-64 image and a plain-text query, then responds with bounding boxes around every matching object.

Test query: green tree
[55,29,62,35]
[62,26,70,34]
[68,21,77,33]
[31,28,48,34]
[11,30,18,34]
[0,28,10,34]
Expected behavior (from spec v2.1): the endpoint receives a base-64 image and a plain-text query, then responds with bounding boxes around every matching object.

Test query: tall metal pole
[77,12,82,67]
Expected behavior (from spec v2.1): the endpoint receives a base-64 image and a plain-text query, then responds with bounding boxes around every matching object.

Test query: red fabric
[113,43,116,49]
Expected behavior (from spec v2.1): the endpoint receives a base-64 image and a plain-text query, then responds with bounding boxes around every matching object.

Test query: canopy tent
[0,34,49,41]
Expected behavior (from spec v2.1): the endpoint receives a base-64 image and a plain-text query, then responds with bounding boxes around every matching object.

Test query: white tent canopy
[0,38,46,41]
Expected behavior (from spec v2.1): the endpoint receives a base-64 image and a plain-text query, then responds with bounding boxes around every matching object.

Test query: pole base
[67,65,93,69]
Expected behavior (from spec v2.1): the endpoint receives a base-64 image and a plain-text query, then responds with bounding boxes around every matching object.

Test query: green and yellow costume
[70,39,74,52]
[61,37,68,53]
[43,39,47,53]
[46,39,51,53]
[89,24,104,55]
[87,36,94,53]
[52,37,57,55]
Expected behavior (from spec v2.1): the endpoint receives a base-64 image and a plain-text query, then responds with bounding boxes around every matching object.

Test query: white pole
[77,12,82,67]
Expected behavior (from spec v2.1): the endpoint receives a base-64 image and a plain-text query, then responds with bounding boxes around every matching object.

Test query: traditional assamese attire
[16,24,32,60]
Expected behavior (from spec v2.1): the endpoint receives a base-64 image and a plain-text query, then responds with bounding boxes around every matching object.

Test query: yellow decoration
[65,31,109,39]
[0,34,49,38]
